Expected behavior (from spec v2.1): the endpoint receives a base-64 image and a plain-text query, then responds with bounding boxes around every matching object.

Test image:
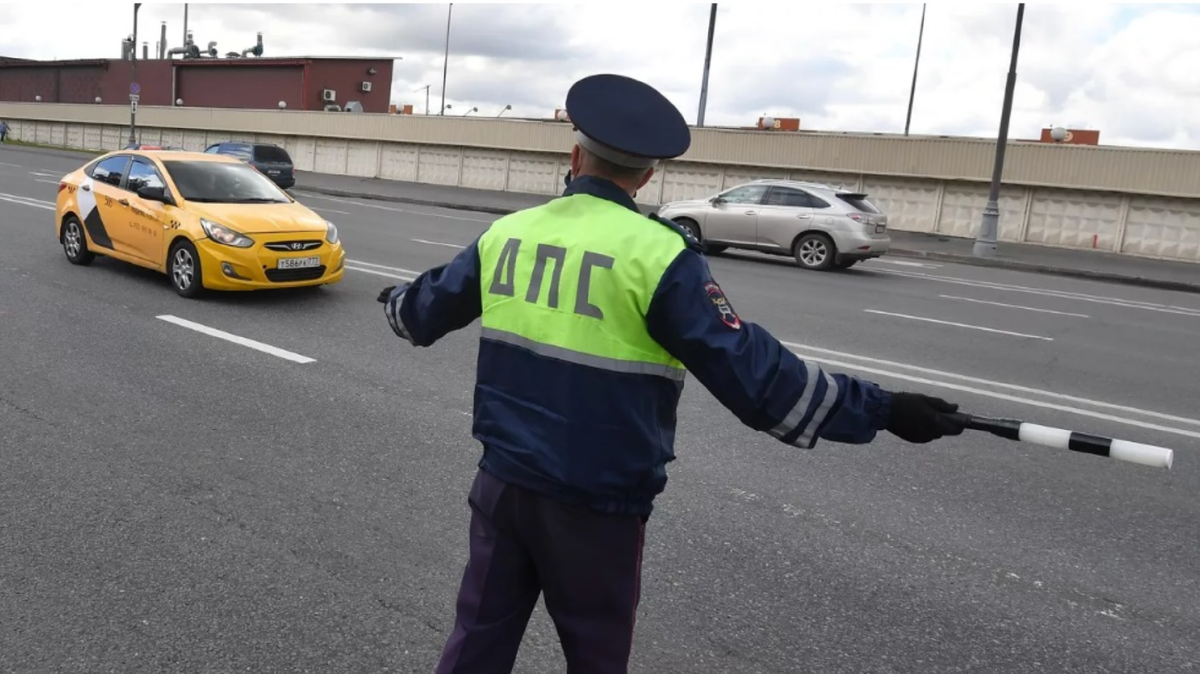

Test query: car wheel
[674,218,703,245]
[168,240,205,298]
[61,216,96,266]
[793,233,835,271]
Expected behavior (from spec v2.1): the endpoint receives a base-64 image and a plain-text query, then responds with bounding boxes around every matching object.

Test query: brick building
[0,55,397,113]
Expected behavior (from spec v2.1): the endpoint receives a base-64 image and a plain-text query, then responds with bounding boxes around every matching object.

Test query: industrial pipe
[242,32,263,57]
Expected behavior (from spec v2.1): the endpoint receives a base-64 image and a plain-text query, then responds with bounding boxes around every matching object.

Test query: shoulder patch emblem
[704,280,741,330]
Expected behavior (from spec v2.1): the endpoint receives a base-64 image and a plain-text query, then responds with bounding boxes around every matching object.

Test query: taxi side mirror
[137,185,173,206]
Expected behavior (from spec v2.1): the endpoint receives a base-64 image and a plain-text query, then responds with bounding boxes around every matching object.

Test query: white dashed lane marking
[938,294,1091,318]
[156,315,317,364]
[411,238,466,249]
[863,309,1055,341]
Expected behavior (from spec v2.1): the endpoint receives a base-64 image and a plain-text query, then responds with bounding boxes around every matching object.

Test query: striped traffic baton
[949,414,1175,470]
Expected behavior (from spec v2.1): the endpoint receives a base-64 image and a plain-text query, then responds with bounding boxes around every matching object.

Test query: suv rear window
[837,193,881,214]
[254,145,292,163]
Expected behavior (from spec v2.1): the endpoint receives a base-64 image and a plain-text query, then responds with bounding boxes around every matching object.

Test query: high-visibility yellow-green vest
[470,185,693,516]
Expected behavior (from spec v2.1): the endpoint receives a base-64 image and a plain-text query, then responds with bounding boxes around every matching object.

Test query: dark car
[203,141,295,189]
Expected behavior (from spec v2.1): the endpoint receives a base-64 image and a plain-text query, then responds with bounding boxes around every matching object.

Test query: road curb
[0,143,102,162]
[294,184,525,216]
[887,247,1200,294]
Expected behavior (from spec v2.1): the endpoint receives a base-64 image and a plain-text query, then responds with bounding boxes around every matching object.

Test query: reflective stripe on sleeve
[767,360,820,441]
[386,288,415,344]
[767,363,841,449]
[796,373,840,448]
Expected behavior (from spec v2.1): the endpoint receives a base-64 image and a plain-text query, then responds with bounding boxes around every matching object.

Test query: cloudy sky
[3,2,1199,150]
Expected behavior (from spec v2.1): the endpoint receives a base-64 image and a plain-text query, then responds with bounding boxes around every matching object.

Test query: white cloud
[2,2,1197,149]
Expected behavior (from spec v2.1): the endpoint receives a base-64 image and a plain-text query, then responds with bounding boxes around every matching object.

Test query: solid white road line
[0,161,24,168]
[876,267,1200,317]
[412,238,466,249]
[156,315,316,364]
[346,259,423,276]
[939,294,1091,318]
[345,265,416,281]
[873,259,942,269]
[32,178,59,185]
[0,192,55,210]
[864,309,1055,341]
[780,341,1200,429]
[782,344,1200,443]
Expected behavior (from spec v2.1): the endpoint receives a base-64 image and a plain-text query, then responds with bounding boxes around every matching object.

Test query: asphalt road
[2,147,1199,673]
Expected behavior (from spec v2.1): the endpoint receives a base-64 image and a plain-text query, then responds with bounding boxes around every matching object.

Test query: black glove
[885,392,967,444]
[377,285,396,303]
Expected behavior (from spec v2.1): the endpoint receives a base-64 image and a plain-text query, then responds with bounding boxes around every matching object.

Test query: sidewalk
[293,171,1200,294]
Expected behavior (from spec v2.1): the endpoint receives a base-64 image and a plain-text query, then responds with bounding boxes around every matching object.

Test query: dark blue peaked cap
[565,74,691,169]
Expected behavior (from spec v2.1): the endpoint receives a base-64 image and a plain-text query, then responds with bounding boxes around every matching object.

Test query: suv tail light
[847,213,872,224]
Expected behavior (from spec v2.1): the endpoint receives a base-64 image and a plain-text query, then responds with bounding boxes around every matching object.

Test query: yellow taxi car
[55,149,345,298]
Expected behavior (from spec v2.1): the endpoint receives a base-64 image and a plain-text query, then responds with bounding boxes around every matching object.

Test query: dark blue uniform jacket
[387,176,893,517]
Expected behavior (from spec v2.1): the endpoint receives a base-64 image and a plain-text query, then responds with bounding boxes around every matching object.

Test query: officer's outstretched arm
[382,238,483,347]
[645,250,892,447]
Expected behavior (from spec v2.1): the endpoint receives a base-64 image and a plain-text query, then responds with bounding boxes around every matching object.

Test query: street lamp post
[129,2,142,146]
[697,3,717,127]
[415,84,431,115]
[904,3,926,136]
[440,3,453,116]
[973,2,1025,258]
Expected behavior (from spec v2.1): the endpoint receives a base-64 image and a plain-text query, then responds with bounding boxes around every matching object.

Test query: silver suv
[658,179,891,270]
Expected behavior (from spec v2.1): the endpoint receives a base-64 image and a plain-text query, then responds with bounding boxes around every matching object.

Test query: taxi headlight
[200,218,254,248]
[325,220,339,244]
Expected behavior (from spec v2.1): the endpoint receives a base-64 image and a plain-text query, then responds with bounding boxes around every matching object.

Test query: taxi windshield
[162,160,291,204]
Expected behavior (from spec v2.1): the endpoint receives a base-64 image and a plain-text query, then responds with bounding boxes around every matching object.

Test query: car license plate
[268,170,281,175]
[875,224,887,233]
[277,256,320,269]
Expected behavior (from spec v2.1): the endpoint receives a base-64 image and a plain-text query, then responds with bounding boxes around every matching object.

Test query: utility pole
[128,2,142,146]
[973,3,1025,258]
[904,3,926,136]
[415,84,431,114]
[697,3,717,127]
[440,3,453,116]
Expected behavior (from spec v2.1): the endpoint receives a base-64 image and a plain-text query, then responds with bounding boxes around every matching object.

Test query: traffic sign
[131,83,140,95]
[129,94,140,103]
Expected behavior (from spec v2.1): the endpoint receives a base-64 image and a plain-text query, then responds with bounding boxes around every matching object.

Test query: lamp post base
[972,240,998,257]
[972,200,1001,258]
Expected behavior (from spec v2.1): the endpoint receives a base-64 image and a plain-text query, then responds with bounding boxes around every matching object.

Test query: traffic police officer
[378,73,967,674]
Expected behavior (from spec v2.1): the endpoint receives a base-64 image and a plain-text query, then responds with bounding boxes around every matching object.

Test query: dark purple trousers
[435,469,647,674]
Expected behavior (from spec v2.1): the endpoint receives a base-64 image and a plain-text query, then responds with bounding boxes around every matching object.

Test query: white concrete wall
[6,117,1200,264]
